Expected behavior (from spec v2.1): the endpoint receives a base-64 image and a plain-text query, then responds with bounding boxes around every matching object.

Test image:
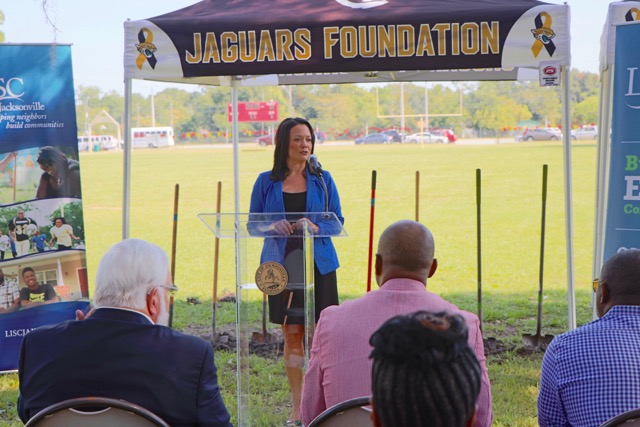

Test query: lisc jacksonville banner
[0,44,89,372]
[604,23,640,261]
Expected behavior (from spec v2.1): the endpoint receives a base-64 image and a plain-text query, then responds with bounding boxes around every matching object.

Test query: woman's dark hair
[369,311,481,427]
[36,146,69,177]
[270,117,315,181]
[53,217,66,225]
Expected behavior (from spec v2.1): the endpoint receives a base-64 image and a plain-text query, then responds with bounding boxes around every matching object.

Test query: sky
[0,0,616,97]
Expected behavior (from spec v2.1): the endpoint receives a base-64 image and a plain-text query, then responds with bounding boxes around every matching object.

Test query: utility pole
[400,83,405,132]
[151,86,156,127]
[424,82,429,131]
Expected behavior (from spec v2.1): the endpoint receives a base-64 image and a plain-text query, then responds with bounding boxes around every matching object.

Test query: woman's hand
[269,219,295,235]
[294,218,320,234]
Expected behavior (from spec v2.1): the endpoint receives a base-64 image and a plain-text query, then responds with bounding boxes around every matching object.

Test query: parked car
[382,130,405,143]
[520,128,563,141]
[315,131,327,143]
[431,129,457,143]
[354,133,392,144]
[405,132,446,144]
[257,134,274,146]
[571,125,597,140]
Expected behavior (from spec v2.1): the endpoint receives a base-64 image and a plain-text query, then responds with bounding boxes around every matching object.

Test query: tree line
[77,69,599,141]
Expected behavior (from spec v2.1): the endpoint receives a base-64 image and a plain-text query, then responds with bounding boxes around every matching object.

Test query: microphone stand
[317,171,330,219]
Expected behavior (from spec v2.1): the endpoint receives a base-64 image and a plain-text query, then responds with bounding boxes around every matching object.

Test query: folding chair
[307,396,372,427]
[24,396,170,427]
[599,408,640,427]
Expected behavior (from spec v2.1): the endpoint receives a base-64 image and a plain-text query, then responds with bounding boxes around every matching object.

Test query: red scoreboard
[227,101,278,122]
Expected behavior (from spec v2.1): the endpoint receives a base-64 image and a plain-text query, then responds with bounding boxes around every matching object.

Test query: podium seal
[255,261,288,295]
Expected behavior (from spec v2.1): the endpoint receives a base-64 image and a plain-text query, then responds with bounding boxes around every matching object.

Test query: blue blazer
[250,169,344,275]
[17,308,232,427]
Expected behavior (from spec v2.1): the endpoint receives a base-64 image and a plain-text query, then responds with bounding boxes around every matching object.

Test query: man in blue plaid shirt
[538,249,640,426]
[0,268,20,314]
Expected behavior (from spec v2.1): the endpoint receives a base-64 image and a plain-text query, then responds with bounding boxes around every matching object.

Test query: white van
[77,135,120,151]
[131,127,175,148]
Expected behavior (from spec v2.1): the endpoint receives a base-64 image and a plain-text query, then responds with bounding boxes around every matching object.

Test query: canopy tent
[123,0,576,326]
[594,1,640,303]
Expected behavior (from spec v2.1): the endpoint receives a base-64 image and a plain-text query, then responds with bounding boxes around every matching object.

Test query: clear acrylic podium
[198,212,346,427]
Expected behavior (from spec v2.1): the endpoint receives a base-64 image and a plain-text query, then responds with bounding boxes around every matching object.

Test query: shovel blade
[522,333,554,348]
[539,334,554,346]
[251,331,275,344]
[522,333,540,348]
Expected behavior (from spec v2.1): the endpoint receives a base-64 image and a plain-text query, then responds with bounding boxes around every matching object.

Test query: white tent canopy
[123,0,576,327]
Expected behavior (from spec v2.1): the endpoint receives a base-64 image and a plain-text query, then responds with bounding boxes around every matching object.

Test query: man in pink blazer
[300,220,492,427]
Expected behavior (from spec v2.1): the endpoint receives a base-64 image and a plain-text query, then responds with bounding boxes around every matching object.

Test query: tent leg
[561,66,576,330]
[592,67,613,320]
[230,78,246,426]
[123,78,132,240]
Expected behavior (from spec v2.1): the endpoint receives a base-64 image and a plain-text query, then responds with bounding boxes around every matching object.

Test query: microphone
[308,154,330,216]
[308,154,324,176]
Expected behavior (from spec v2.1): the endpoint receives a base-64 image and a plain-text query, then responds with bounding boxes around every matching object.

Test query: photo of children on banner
[48,217,79,250]
[30,230,47,253]
[0,146,82,205]
[8,210,37,257]
[0,268,20,314]
[19,267,60,310]
[35,146,82,200]
[0,230,11,260]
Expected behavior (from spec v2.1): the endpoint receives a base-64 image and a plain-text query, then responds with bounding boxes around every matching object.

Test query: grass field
[0,140,597,426]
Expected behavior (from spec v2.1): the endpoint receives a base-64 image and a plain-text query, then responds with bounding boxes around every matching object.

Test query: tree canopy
[75,69,599,140]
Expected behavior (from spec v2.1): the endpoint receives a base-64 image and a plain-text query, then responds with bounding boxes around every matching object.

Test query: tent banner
[124,1,570,84]
[604,23,640,261]
[599,1,640,71]
[0,44,89,372]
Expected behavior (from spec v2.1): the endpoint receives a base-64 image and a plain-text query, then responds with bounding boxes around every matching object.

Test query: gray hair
[94,238,169,310]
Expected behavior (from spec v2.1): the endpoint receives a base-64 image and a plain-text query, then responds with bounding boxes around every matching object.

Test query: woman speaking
[250,117,343,426]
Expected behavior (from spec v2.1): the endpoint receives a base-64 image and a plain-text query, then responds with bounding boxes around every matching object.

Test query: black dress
[268,191,339,324]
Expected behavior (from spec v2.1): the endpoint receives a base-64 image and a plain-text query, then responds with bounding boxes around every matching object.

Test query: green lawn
[0,140,598,426]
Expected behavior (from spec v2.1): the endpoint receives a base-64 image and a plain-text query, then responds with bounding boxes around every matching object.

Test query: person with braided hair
[369,310,481,427]
[300,220,492,426]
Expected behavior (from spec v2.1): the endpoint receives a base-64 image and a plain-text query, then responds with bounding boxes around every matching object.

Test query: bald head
[376,221,436,286]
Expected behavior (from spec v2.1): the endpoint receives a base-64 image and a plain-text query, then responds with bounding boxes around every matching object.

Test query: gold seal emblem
[255,262,288,295]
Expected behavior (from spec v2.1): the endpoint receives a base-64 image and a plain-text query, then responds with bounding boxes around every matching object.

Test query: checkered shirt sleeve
[538,305,640,427]
[0,279,20,309]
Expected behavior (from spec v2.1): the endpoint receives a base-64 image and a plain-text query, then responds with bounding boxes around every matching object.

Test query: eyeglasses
[147,284,178,296]
[592,278,599,293]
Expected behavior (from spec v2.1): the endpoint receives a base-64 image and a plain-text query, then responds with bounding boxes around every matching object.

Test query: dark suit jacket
[17,308,232,427]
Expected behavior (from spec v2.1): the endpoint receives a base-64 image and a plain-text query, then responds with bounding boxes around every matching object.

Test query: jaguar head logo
[136,42,157,58]
[531,27,555,45]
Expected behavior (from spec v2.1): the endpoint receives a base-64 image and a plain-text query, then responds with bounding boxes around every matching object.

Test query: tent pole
[232,79,240,215]
[561,65,576,330]
[123,78,132,239]
[592,66,614,319]
[230,78,245,425]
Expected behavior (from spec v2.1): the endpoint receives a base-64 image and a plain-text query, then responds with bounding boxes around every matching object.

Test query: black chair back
[600,409,640,427]
[24,396,170,427]
[307,396,372,427]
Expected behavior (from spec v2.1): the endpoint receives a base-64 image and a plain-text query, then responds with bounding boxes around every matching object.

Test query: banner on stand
[0,44,89,372]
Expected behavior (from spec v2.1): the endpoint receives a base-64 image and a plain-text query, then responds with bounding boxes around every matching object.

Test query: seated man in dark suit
[17,238,233,427]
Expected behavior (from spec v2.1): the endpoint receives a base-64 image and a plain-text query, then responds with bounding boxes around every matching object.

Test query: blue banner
[0,301,89,372]
[604,23,640,260]
[0,45,88,371]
